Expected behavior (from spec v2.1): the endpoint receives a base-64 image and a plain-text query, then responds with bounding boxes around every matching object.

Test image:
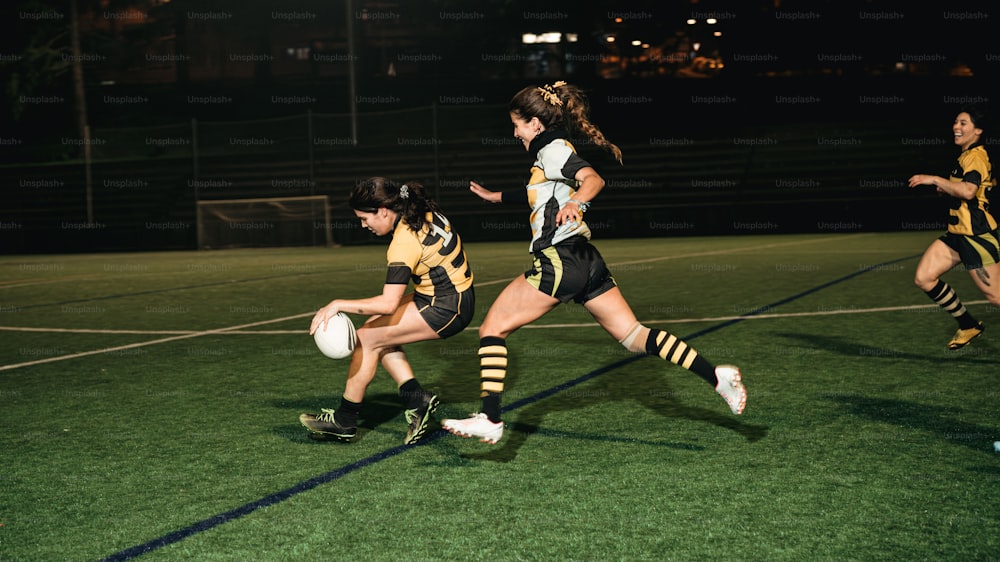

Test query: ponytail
[348,177,441,233]
[510,81,623,164]
[397,181,441,233]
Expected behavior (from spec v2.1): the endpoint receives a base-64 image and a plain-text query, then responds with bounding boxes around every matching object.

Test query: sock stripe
[481,381,505,394]
[929,283,948,301]
[481,369,506,380]
[480,356,507,367]
[658,333,676,353]
[928,282,967,317]
[644,328,716,383]
[680,350,697,369]
[926,281,978,327]
[669,343,688,365]
[939,292,959,312]
[479,344,507,356]
[478,338,508,401]
[650,330,698,369]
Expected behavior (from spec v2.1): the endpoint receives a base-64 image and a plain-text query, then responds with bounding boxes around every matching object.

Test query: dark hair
[509,81,623,164]
[960,104,988,133]
[348,177,440,233]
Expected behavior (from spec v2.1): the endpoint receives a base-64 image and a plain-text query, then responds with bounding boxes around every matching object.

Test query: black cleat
[403,392,439,445]
[299,409,357,442]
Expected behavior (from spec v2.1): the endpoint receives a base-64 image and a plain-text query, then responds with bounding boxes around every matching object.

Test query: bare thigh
[479,276,560,339]
[583,286,639,341]
[358,294,440,351]
[914,239,961,291]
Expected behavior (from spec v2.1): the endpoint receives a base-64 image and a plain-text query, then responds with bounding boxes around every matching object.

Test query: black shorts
[939,231,1000,270]
[413,288,475,338]
[524,236,617,304]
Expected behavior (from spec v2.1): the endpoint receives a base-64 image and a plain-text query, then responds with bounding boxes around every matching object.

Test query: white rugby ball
[313,312,357,359]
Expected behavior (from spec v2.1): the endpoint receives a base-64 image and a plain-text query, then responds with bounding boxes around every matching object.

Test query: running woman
[909,105,999,349]
[441,81,746,444]
[302,177,475,444]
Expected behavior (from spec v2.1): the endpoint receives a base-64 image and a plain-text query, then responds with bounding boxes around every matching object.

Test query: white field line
[0,313,313,372]
[0,274,105,290]
[474,234,873,287]
[3,301,985,373]
[516,300,989,329]
[0,234,902,372]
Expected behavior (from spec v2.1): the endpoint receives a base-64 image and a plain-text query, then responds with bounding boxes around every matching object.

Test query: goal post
[196,195,332,250]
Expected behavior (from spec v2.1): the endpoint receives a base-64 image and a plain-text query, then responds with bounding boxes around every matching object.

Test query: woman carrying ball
[301,177,475,444]
[441,81,746,445]
[909,104,999,349]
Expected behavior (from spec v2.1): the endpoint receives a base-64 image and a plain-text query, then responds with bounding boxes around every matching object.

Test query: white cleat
[442,413,504,444]
[715,365,747,415]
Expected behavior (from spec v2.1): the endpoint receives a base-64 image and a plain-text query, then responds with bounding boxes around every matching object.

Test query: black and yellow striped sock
[479,336,507,423]
[645,328,717,386]
[926,280,979,329]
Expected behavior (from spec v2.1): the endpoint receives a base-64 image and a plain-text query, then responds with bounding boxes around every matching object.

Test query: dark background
[2,0,996,253]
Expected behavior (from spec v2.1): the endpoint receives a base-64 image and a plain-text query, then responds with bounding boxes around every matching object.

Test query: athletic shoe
[948,322,984,350]
[715,365,746,415]
[441,413,504,444]
[403,392,440,445]
[299,408,357,441]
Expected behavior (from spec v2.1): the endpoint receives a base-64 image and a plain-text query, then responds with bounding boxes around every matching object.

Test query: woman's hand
[309,301,341,335]
[908,174,935,188]
[557,200,582,225]
[470,181,502,203]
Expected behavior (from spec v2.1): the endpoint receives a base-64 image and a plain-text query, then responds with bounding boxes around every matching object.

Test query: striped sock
[645,328,717,386]
[926,280,978,329]
[478,336,507,423]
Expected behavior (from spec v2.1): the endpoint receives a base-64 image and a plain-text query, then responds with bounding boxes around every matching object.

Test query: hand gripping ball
[313,312,357,359]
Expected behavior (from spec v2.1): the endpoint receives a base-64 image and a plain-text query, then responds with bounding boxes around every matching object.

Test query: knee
[913,274,936,291]
[354,326,378,350]
[619,322,648,354]
[478,317,511,340]
[478,327,509,340]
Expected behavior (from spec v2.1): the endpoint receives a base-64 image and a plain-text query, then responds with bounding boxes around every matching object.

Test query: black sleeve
[560,152,590,180]
[385,264,412,285]
[500,189,529,205]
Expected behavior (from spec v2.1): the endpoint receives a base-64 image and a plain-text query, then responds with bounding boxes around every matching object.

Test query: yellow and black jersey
[385,211,473,296]
[948,143,997,236]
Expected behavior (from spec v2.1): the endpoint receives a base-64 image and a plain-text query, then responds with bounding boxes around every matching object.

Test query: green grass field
[2,232,998,561]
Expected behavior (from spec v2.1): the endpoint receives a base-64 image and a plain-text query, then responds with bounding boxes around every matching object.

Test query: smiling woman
[442,81,746,445]
[908,104,999,350]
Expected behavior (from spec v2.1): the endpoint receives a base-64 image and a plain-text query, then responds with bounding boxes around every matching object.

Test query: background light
[522,32,562,44]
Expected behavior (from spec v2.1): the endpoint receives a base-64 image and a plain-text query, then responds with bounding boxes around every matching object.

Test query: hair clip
[399,184,409,199]
[537,81,566,106]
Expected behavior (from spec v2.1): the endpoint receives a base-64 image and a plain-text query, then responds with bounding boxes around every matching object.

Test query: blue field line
[502,252,922,412]
[99,253,921,561]
[98,440,443,562]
